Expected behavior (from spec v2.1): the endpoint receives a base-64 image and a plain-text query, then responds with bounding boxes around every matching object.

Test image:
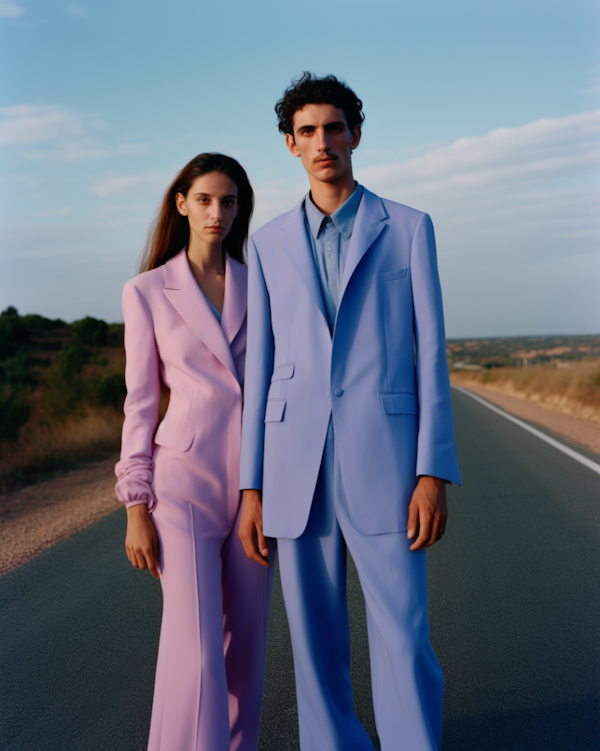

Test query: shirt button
[326,245,332,253]
[333,388,344,397]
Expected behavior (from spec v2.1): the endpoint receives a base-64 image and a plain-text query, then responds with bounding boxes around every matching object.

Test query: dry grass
[0,407,123,491]
[450,359,600,424]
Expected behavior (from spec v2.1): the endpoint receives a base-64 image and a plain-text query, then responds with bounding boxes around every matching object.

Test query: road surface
[1,389,599,750]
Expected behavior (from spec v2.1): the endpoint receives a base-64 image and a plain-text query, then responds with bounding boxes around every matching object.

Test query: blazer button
[333,388,344,397]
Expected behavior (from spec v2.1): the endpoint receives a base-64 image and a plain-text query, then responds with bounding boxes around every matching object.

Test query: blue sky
[1,0,598,337]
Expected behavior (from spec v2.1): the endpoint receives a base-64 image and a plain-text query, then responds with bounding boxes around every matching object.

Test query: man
[239,72,461,750]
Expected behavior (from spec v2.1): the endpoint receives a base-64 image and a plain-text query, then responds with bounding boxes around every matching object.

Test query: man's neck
[308,173,356,217]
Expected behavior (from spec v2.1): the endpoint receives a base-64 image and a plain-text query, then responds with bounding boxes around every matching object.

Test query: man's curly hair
[275,72,365,137]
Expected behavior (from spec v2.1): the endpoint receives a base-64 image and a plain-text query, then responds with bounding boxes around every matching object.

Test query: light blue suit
[240,186,460,750]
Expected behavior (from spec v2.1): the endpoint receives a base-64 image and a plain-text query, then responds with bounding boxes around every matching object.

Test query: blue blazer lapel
[340,188,388,302]
[162,249,238,380]
[280,199,328,323]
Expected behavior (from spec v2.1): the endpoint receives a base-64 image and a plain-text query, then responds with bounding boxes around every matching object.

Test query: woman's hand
[239,489,270,568]
[125,504,160,578]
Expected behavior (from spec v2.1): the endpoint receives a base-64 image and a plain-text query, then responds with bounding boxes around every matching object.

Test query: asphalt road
[1,389,599,750]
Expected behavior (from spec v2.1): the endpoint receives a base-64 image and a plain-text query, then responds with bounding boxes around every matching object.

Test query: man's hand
[125,504,159,578]
[407,475,447,551]
[239,489,270,568]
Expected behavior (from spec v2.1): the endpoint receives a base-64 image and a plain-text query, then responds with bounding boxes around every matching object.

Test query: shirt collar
[304,183,363,241]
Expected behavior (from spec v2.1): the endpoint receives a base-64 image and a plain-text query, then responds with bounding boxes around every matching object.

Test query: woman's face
[176,171,239,249]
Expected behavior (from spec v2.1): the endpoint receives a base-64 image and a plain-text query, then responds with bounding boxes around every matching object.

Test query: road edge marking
[452,385,600,477]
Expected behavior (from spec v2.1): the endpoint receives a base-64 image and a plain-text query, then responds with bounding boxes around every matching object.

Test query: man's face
[286,103,361,185]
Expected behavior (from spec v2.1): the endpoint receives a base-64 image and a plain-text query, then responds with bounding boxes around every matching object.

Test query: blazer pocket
[154,417,196,452]
[380,392,419,415]
[371,268,408,284]
[271,363,295,381]
[264,399,286,423]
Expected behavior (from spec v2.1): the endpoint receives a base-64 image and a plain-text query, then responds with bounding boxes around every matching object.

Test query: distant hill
[447,335,600,369]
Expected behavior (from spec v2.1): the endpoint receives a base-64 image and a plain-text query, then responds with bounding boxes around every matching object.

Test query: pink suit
[115,248,273,751]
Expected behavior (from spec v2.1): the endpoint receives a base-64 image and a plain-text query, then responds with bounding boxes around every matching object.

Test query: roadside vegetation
[450,359,600,424]
[0,306,127,490]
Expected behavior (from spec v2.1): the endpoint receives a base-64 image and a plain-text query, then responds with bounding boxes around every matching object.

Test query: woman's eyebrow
[192,192,238,198]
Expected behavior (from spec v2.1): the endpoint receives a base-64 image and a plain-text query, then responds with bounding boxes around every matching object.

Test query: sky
[0,0,598,338]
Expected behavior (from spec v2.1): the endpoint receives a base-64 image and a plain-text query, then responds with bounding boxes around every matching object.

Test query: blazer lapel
[280,198,328,322]
[221,253,247,346]
[339,188,388,302]
[162,249,237,380]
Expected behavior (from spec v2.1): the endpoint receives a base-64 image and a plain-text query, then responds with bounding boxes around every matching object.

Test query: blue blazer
[240,187,461,539]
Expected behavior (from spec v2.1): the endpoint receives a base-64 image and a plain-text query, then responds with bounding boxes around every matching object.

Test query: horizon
[3,303,600,342]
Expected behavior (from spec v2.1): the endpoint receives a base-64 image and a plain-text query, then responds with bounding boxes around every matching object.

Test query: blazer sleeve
[114,281,161,510]
[411,213,461,485]
[239,236,274,490]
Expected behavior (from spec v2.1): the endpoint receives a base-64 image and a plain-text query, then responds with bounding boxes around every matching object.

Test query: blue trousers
[277,422,444,751]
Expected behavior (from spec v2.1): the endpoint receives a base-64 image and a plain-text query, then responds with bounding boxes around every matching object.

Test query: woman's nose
[210,202,224,220]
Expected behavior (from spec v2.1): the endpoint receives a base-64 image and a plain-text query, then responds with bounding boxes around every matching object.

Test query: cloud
[0,104,102,147]
[0,104,147,161]
[356,110,600,199]
[92,171,164,197]
[352,110,600,336]
[68,4,88,17]
[0,2,25,18]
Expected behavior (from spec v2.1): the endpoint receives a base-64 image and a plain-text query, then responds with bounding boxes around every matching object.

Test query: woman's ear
[175,192,188,216]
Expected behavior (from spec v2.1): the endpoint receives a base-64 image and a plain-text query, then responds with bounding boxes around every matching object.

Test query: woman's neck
[186,236,225,282]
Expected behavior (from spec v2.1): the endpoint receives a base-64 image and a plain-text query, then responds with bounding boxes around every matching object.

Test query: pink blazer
[115,248,247,519]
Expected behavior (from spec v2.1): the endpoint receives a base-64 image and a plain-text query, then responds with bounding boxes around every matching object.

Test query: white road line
[452,385,600,477]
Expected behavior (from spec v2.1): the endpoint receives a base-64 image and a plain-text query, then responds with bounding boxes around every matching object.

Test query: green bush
[22,313,68,331]
[0,385,31,441]
[43,346,90,420]
[0,307,30,358]
[107,323,125,347]
[92,373,126,408]
[480,371,498,384]
[1,353,34,386]
[72,316,108,347]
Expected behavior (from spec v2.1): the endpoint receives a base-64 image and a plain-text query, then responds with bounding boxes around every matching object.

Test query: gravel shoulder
[2,387,598,577]
[0,457,120,576]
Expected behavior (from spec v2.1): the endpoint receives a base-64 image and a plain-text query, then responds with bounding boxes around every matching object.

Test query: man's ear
[350,125,362,151]
[286,132,301,157]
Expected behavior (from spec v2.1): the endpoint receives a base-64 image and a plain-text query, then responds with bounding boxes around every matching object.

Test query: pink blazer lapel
[162,248,238,381]
[221,254,247,346]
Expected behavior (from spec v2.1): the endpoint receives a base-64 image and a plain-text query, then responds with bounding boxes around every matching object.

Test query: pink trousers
[147,496,274,751]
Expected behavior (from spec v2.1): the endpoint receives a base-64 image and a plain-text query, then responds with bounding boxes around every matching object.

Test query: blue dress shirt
[201,289,222,323]
[304,183,363,332]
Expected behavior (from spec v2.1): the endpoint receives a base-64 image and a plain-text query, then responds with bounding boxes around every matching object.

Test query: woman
[115,153,273,751]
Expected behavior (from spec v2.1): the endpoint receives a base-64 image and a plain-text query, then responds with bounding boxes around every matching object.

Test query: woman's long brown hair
[139,153,254,273]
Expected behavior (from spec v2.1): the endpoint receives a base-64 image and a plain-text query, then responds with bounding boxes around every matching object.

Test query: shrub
[21,313,68,331]
[0,307,29,358]
[72,316,108,347]
[0,386,31,441]
[107,323,125,347]
[43,346,90,420]
[480,371,498,384]
[0,352,34,386]
[92,373,126,408]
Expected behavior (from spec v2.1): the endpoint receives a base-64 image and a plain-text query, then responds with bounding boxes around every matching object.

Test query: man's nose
[316,127,330,151]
